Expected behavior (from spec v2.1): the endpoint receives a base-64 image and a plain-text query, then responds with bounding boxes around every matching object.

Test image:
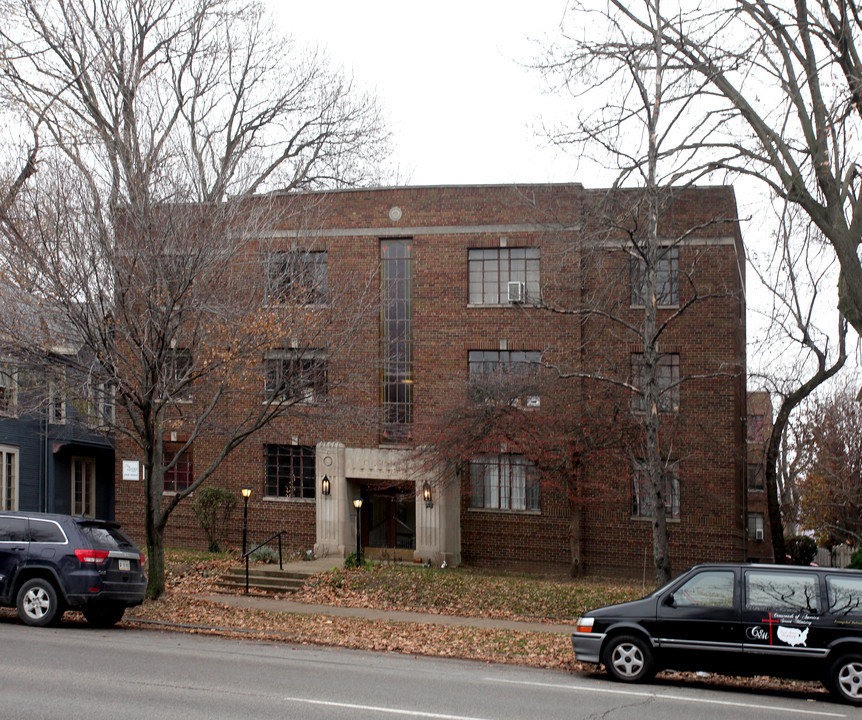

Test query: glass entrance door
[365,485,416,550]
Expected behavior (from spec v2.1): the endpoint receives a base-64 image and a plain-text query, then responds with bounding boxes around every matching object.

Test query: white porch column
[314,442,350,559]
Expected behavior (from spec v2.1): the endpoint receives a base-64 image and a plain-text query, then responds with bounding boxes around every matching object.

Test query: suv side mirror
[664,593,677,608]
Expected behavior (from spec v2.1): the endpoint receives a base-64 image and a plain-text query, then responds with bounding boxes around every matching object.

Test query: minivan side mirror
[664,593,677,608]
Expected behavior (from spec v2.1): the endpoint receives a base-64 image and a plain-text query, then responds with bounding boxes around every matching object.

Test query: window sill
[262,496,315,504]
[466,303,537,309]
[631,515,680,523]
[630,303,680,310]
[467,507,541,515]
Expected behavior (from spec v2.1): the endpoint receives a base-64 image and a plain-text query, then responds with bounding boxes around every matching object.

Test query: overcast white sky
[268,0,576,186]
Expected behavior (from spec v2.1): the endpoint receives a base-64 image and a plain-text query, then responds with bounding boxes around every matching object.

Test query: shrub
[191,486,237,553]
[250,544,279,564]
[850,548,862,570]
[786,535,818,566]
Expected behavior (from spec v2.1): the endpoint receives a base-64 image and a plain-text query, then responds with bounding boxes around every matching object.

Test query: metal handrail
[241,529,289,593]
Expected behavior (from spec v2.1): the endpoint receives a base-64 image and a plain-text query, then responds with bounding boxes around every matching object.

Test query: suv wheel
[16,578,61,627]
[830,653,862,705]
[603,634,655,683]
[83,603,126,628]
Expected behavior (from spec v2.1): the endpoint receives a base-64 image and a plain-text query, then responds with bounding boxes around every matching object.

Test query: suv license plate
[118,559,131,572]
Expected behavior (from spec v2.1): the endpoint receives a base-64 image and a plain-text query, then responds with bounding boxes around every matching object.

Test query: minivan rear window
[827,576,862,616]
[78,523,136,551]
[745,570,820,613]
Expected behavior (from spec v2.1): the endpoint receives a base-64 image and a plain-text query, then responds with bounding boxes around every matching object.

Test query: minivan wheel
[602,634,655,683]
[16,578,61,627]
[829,653,862,705]
[83,603,126,628]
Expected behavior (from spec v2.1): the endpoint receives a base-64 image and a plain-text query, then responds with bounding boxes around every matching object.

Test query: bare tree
[536,1,744,584]
[749,199,849,561]
[604,0,862,351]
[0,0,388,598]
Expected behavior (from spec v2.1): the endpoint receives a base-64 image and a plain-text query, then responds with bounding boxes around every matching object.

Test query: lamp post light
[352,497,363,565]
[241,485,252,593]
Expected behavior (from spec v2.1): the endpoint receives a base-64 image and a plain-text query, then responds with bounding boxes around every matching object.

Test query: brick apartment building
[114,183,748,577]
[746,390,775,563]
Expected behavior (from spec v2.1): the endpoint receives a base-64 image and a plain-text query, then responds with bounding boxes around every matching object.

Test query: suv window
[674,570,735,607]
[29,519,67,544]
[827,575,862,616]
[745,570,820,613]
[0,516,27,542]
[78,523,136,551]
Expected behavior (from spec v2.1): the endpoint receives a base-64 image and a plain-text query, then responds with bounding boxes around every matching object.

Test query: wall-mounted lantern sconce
[321,475,331,496]
[423,481,433,509]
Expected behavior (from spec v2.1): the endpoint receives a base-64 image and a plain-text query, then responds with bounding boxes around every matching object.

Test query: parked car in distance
[572,563,862,705]
[0,511,146,627]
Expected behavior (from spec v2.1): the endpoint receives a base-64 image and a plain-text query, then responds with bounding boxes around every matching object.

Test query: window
[163,443,193,493]
[748,463,764,491]
[468,247,540,305]
[468,350,541,406]
[72,457,96,517]
[264,350,328,403]
[381,241,413,442]
[469,454,539,511]
[29,519,66,543]
[630,353,680,412]
[0,446,18,511]
[0,366,17,416]
[748,512,765,540]
[631,246,679,306]
[747,415,765,442]
[163,348,193,401]
[827,576,862,616]
[673,570,735,608]
[87,380,115,429]
[48,373,66,424]
[632,461,680,519]
[266,250,328,305]
[745,570,820,613]
[264,444,315,499]
[0,516,26,541]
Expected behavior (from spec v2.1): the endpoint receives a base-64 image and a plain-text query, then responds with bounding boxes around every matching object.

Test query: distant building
[113,183,748,577]
[0,346,115,518]
[746,390,774,563]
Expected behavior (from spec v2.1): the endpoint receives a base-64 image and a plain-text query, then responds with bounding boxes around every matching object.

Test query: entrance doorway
[362,484,415,557]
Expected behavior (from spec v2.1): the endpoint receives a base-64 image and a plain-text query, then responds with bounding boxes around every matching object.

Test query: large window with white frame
[0,445,18,511]
[469,453,539,511]
[72,457,96,517]
[468,248,540,305]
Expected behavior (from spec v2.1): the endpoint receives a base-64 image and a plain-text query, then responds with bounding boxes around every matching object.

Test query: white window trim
[71,456,96,517]
[0,445,19,511]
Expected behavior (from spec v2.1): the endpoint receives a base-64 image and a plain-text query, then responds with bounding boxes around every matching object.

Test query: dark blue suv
[0,512,146,627]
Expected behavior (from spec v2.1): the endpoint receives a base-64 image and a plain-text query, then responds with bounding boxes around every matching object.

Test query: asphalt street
[0,621,852,720]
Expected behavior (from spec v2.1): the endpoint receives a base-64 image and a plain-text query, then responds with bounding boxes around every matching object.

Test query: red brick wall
[114,183,747,578]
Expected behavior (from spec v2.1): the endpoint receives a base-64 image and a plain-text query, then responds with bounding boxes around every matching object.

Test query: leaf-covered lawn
[295,565,645,622]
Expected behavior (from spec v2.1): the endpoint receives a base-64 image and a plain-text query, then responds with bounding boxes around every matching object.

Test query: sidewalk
[198,557,578,635]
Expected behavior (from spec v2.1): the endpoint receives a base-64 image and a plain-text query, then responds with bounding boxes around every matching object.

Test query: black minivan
[572,563,862,704]
[0,511,146,627]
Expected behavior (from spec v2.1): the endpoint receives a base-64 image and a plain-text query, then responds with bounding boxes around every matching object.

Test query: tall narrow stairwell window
[381,240,413,443]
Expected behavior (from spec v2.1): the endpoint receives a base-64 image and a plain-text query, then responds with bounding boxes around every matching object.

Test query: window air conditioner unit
[507,281,525,303]
[755,528,764,541]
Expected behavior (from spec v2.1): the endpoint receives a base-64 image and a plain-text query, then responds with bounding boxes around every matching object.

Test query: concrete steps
[215,565,315,594]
